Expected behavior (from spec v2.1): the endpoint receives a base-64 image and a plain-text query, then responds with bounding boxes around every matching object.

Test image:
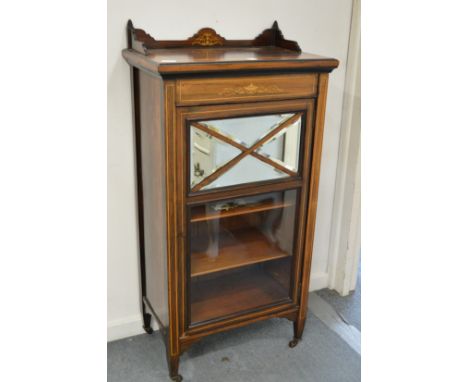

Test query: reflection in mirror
[190,113,302,191]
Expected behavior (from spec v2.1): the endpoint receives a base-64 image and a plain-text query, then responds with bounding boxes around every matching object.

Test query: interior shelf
[191,228,290,277]
[190,267,290,324]
[190,201,293,223]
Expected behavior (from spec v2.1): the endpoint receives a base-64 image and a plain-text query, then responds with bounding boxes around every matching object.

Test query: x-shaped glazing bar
[191,113,302,192]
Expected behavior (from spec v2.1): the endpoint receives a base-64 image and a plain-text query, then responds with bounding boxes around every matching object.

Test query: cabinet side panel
[138,71,169,328]
[299,73,330,322]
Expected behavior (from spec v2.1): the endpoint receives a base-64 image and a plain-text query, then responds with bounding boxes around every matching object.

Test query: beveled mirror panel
[190,113,302,191]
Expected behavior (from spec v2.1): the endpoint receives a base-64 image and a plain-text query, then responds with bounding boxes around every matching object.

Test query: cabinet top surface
[123,21,339,76]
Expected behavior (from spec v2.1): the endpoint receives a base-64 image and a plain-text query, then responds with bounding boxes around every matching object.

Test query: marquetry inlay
[219,83,283,97]
[190,28,225,47]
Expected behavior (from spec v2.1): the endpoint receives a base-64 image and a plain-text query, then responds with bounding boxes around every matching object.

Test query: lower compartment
[190,262,291,325]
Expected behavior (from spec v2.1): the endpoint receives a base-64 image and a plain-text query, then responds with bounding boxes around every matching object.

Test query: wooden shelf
[191,228,290,277]
[190,267,289,324]
[190,201,293,223]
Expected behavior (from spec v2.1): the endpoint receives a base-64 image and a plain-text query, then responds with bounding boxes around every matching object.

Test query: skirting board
[107,272,329,342]
[309,272,329,291]
[107,315,147,342]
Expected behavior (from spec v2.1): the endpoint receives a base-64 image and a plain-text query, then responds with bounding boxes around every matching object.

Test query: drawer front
[176,74,317,106]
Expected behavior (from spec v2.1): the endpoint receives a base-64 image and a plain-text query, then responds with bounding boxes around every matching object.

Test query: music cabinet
[123,20,338,381]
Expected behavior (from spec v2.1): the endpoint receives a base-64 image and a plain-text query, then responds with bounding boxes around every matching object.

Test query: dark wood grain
[123,47,339,76]
[296,73,330,342]
[137,71,170,329]
[191,228,291,277]
[177,74,318,106]
[190,267,290,324]
[163,80,181,363]
[190,200,293,223]
[181,304,298,345]
[127,20,301,54]
[123,21,338,380]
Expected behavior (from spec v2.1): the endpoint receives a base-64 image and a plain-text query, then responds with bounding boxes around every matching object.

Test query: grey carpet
[108,296,360,382]
[316,262,361,330]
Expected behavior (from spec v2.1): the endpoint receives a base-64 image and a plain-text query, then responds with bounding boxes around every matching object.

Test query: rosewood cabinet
[123,20,338,381]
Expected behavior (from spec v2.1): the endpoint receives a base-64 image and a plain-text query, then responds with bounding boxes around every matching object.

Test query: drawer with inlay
[176,73,318,106]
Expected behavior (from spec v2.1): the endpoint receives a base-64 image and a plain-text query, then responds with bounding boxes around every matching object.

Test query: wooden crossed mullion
[192,122,297,177]
[191,113,302,192]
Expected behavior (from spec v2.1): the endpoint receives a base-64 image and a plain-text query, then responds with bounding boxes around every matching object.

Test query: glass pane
[204,114,294,147]
[190,113,302,191]
[202,155,288,190]
[255,117,302,172]
[189,190,298,325]
[190,127,242,189]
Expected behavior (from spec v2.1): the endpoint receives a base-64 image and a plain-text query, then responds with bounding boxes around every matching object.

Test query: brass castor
[289,338,299,348]
[170,375,183,382]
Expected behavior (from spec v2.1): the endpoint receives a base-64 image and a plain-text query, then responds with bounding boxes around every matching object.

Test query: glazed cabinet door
[177,99,315,330]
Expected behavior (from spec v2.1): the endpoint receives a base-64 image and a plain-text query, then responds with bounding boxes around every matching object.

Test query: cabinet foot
[168,354,181,381]
[288,338,299,348]
[289,318,305,348]
[142,312,153,334]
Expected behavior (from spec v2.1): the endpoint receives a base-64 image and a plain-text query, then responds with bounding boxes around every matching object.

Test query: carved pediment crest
[189,28,226,47]
[126,20,301,54]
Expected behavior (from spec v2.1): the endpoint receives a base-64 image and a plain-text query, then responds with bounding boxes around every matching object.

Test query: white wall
[108,0,353,341]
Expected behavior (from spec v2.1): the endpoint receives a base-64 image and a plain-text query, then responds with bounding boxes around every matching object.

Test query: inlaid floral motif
[190,28,225,47]
[219,83,283,97]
